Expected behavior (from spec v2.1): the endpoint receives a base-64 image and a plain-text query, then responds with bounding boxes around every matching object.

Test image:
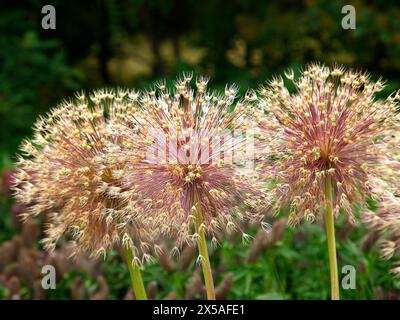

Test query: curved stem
[324,174,340,300]
[124,246,147,300]
[192,189,216,300]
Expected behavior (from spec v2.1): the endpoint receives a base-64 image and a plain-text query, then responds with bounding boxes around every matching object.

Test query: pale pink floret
[362,130,400,276]
[256,64,400,225]
[110,75,269,248]
[13,90,159,264]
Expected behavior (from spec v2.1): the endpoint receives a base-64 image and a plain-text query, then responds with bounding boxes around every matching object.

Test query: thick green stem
[324,174,340,300]
[124,246,147,300]
[193,189,216,300]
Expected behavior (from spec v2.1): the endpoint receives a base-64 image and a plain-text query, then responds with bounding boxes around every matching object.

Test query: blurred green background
[1,0,400,299]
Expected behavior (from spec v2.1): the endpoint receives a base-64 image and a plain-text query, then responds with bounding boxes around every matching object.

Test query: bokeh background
[1,0,400,299]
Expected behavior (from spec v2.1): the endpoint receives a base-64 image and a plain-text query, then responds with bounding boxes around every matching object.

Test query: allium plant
[255,64,400,299]
[13,90,158,300]
[363,187,400,277]
[110,75,269,299]
[362,127,400,277]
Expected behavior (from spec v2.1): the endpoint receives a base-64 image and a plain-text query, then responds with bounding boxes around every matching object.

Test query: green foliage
[97,222,400,300]
[0,30,81,155]
[0,199,14,243]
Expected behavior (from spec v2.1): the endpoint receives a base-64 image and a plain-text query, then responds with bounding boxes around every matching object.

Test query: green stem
[324,174,340,300]
[124,245,147,300]
[193,189,216,300]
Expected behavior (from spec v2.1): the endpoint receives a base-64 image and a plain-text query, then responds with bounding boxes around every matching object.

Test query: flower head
[362,183,400,276]
[111,75,269,248]
[13,90,158,262]
[362,128,400,276]
[256,63,400,224]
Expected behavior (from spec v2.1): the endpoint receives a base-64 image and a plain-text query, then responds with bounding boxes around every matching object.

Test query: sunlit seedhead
[13,89,159,264]
[256,63,400,225]
[110,75,271,249]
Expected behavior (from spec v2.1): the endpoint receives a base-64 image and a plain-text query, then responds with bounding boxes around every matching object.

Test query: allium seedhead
[362,191,400,275]
[363,185,400,276]
[13,90,157,263]
[111,75,269,248]
[256,63,400,225]
[362,129,400,276]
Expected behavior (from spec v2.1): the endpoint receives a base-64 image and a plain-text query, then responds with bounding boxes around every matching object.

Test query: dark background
[0,0,400,300]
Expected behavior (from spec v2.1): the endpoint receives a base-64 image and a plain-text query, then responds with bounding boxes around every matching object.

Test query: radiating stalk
[124,245,147,300]
[324,174,340,300]
[192,188,216,300]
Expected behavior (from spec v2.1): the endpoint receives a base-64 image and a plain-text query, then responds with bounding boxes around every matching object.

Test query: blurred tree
[1,0,400,158]
[0,3,81,158]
